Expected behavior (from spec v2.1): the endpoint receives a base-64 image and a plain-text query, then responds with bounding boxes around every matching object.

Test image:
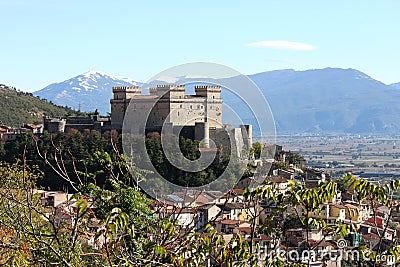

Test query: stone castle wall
[44,84,252,157]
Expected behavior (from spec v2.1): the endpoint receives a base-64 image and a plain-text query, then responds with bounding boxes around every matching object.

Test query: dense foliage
[144,133,232,187]
[0,86,83,127]
[0,130,121,190]
[0,129,233,189]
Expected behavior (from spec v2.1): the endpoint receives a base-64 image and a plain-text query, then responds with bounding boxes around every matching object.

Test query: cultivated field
[275,134,400,178]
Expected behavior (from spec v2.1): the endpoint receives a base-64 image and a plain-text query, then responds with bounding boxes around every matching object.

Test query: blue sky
[1,0,399,92]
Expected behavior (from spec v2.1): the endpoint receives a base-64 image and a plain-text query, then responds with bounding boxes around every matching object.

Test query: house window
[221,225,226,232]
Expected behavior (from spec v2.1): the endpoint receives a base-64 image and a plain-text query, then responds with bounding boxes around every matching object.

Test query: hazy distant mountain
[34,71,139,115]
[391,82,400,89]
[34,68,400,134]
[247,68,400,133]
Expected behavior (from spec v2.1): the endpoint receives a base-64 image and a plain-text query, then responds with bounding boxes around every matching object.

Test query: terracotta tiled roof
[220,219,241,225]
[363,233,380,239]
[232,189,244,195]
[236,227,252,234]
[257,234,273,241]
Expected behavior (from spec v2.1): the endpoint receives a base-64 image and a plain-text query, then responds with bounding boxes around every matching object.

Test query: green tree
[251,142,262,159]
[0,161,95,266]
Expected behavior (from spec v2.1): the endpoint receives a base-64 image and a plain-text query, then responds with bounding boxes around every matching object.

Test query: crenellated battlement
[154,84,185,89]
[195,85,221,98]
[157,84,172,88]
[150,84,185,95]
[112,86,142,92]
[194,85,221,90]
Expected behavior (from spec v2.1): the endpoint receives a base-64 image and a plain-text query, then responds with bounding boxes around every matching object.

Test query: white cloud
[246,41,317,51]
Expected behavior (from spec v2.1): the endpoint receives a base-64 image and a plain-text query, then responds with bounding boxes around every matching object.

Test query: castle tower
[240,124,253,148]
[194,85,223,128]
[150,84,186,99]
[110,86,142,129]
[194,85,221,100]
[43,117,66,133]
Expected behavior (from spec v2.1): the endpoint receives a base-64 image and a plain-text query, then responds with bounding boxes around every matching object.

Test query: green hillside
[0,85,83,127]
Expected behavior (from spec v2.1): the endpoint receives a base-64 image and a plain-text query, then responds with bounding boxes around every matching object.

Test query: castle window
[180,104,182,108]
[197,105,200,109]
[178,112,180,116]
[190,105,192,109]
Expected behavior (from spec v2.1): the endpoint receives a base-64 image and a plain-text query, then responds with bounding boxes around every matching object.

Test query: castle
[111,84,252,154]
[111,84,222,130]
[44,84,252,156]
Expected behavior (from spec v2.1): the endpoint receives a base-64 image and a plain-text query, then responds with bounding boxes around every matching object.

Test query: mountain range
[34,70,138,115]
[248,68,400,133]
[391,82,400,89]
[33,68,400,134]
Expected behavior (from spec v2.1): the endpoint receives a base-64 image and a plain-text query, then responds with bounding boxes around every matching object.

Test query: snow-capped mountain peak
[81,70,113,81]
[34,70,139,114]
[83,70,110,77]
[81,70,139,85]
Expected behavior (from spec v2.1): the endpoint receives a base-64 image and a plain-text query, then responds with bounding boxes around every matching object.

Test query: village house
[36,190,72,207]
[215,219,250,234]
[195,203,221,231]
[0,123,43,141]
[303,168,327,188]
[314,203,347,224]
[343,201,371,222]
[166,207,198,228]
